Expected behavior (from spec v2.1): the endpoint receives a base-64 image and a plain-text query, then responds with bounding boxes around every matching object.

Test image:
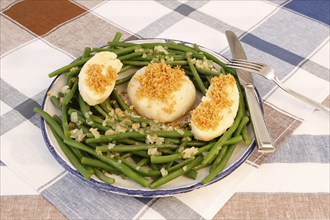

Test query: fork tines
[231,59,264,67]
[227,59,263,72]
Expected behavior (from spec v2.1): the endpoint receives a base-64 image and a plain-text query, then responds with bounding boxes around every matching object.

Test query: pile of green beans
[35,32,252,189]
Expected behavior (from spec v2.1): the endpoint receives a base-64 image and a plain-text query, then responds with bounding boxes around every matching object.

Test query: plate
[40,39,256,197]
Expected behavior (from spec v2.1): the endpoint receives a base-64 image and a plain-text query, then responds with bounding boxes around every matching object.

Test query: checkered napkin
[1,0,329,219]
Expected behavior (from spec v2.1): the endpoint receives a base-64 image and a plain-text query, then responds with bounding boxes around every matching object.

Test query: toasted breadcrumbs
[191,74,236,130]
[136,63,185,114]
[85,64,117,94]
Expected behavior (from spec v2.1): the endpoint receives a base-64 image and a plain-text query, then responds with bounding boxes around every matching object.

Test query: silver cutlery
[227,59,330,115]
[225,31,275,153]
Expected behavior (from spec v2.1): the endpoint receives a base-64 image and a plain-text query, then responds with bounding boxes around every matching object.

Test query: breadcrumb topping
[136,63,185,114]
[85,64,117,94]
[191,74,236,130]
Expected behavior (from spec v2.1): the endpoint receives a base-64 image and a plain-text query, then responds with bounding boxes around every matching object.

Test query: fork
[227,59,330,115]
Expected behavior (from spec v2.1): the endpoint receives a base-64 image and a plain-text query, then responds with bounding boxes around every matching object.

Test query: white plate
[40,39,256,197]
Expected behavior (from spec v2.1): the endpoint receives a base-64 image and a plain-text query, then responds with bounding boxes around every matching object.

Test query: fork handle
[243,84,275,153]
[273,77,330,115]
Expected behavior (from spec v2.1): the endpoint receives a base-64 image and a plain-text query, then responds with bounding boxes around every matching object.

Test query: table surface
[1,1,329,219]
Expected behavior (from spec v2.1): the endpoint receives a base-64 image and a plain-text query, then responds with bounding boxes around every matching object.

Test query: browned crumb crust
[191,74,236,130]
[85,64,117,94]
[136,63,185,114]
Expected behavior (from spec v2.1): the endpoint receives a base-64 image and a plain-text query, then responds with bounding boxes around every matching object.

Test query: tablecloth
[1,0,329,219]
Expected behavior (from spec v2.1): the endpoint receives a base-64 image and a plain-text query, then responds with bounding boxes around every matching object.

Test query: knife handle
[243,84,275,153]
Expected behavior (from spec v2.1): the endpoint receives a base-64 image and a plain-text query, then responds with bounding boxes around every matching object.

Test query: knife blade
[225,30,274,153]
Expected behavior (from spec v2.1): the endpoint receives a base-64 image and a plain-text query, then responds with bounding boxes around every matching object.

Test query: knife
[225,30,275,153]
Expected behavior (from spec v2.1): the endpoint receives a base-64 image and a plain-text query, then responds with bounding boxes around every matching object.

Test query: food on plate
[78,51,122,106]
[36,33,252,191]
[127,62,196,122]
[191,74,239,141]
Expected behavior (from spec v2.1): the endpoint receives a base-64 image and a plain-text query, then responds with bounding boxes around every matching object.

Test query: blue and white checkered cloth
[1,1,329,219]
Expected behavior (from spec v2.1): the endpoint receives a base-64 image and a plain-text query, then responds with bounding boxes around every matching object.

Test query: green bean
[193,43,202,52]
[159,148,177,155]
[145,130,193,138]
[61,104,70,137]
[132,56,153,61]
[186,141,207,147]
[75,123,93,137]
[201,143,236,185]
[137,158,150,167]
[48,57,91,78]
[50,96,61,109]
[166,157,195,173]
[150,163,160,171]
[118,65,134,74]
[185,169,198,180]
[122,60,150,66]
[221,67,226,74]
[66,67,81,77]
[165,60,188,66]
[111,100,120,109]
[95,146,108,153]
[93,168,115,184]
[81,157,119,174]
[115,73,134,86]
[116,138,143,145]
[186,53,207,94]
[110,144,177,152]
[209,145,228,172]
[224,135,243,145]
[66,75,74,88]
[64,137,149,187]
[34,107,65,139]
[115,45,141,56]
[93,105,108,118]
[164,138,181,144]
[118,51,142,61]
[204,52,236,76]
[128,116,154,124]
[165,141,188,169]
[196,67,221,76]
[68,108,102,125]
[122,153,133,159]
[85,131,146,144]
[99,99,113,113]
[62,80,78,106]
[108,41,136,48]
[120,157,160,177]
[151,154,181,164]
[92,47,113,52]
[131,151,149,158]
[242,125,252,145]
[112,32,122,45]
[208,119,244,171]
[52,129,91,180]
[236,116,250,136]
[82,47,91,59]
[111,88,133,113]
[150,155,203,189]
[78,94,90,117]
[52,114,62,125]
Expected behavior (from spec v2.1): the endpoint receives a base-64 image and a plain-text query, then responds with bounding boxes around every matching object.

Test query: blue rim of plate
[40,38,258,197]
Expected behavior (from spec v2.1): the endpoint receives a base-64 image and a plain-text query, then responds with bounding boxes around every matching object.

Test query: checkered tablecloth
[1,0,329,219]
